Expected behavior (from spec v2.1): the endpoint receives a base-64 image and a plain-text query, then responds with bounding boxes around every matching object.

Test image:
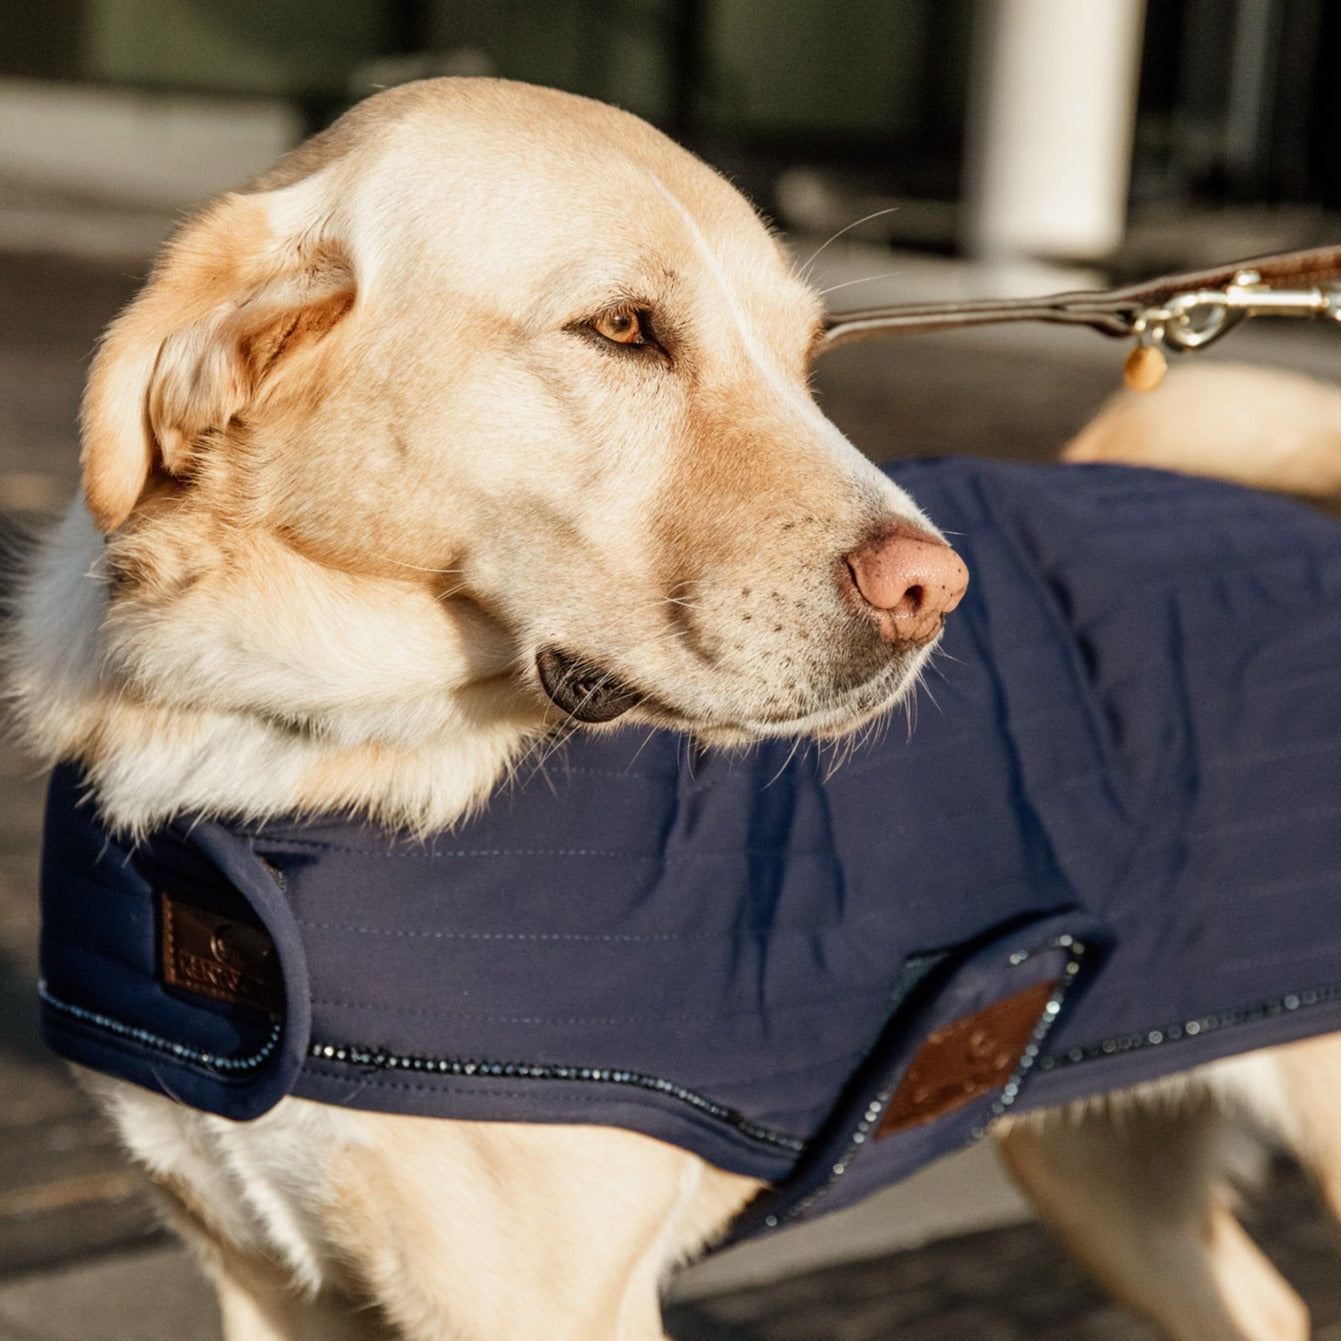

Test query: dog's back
[1065,361,1341,515]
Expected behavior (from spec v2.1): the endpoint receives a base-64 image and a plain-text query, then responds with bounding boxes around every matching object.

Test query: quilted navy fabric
[39,459,1341,1239]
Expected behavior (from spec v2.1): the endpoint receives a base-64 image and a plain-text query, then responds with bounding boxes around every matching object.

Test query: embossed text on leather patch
[160,893,280,1017]
[877,978,1056,1137]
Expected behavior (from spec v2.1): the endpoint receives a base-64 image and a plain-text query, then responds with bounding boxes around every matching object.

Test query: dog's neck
[10,503,538,836]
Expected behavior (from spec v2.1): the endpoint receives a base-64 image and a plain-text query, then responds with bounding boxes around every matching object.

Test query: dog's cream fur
[11,78,1341,1341]
[1065,360,1341,516]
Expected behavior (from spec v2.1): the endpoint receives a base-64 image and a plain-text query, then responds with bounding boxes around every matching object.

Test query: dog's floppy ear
[81,182,356,531]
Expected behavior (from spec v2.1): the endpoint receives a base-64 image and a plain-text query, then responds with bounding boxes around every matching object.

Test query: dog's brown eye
[592,308,648,346]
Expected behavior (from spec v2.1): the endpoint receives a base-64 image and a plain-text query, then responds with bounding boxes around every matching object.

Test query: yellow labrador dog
[10,78,1341,1341]
[1066,360,1341,516]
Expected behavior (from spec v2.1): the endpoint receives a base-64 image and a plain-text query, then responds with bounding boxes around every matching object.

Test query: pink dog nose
[845,525,969,645]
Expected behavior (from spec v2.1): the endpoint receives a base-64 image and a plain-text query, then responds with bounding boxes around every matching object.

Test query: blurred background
[6,0,1341,268]
[2,3,1341,1339]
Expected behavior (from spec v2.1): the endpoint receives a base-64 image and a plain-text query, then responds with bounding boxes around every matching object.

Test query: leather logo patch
[160,893,280,1017]
[877,978,1056,1137]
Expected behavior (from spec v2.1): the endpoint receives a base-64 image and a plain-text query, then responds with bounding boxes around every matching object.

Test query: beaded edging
[1038,980,1341,1072]
[39,980,282,1074]
[306,1040,805,1153]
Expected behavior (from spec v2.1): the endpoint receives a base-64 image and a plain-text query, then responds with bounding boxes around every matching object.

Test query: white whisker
[798,206,903,277]
[764,735,806,789]
[818,271,899,299]
[367,552,465,577]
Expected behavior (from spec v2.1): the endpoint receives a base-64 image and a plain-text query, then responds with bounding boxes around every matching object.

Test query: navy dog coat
[39,459,1341,1242]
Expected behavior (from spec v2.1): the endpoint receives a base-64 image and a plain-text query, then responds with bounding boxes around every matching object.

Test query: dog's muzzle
[536,647,645,723]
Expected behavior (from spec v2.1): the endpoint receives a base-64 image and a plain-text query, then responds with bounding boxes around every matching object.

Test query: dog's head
[72,80,964,808]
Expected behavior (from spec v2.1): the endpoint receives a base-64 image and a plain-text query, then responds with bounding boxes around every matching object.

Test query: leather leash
[818,242,1341,390]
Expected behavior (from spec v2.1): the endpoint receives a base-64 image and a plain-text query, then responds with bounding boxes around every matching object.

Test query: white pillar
[964,0,1146,262]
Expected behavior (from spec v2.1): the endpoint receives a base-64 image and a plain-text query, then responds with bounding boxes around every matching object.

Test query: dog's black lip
[536,647,646,723]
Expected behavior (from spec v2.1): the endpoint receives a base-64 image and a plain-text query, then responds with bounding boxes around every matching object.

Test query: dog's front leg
[145,1167,397,1341]
[1256,1033,1341,1254]
[997,1092,1308,1341]
[323,1114,760,1341]
[207,1251,397,1341]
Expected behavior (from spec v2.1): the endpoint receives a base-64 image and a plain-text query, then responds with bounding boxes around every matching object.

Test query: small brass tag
[1123,343,1167,391]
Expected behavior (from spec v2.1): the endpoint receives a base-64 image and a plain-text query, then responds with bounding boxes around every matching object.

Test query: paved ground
[670,1162,1341,1341]
[3,228,1341,1339]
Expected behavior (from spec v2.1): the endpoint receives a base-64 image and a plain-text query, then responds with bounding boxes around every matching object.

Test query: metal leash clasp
[1124,269,1341,389]
[1142,269,1341,351]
